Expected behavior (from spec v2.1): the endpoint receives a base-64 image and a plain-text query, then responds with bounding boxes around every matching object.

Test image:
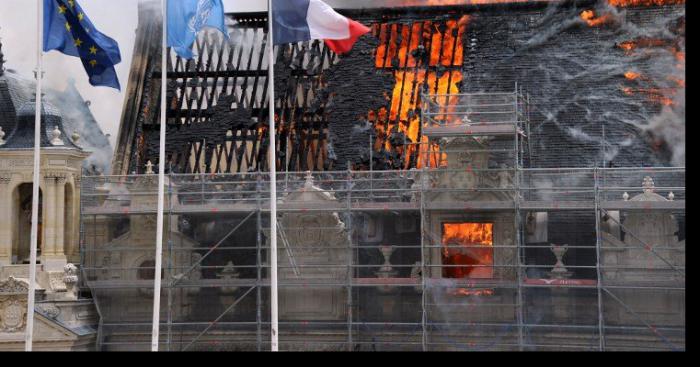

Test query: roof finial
[50,126,64,146]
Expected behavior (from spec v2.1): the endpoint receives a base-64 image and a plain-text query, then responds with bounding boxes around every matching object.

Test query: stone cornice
[44,171,69,181]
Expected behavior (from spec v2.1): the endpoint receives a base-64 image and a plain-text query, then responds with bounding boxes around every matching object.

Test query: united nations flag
[168,0,228,59]
[43,0,122,90]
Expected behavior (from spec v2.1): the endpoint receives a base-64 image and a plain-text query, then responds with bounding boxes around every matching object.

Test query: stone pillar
[41,174,67,271]
[67,176,81,262]
[0,173,12,265]
[42,175,56,256]
[42,173,68,271]
[54,175,66,257]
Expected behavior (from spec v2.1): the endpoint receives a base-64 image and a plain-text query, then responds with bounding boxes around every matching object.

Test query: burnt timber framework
[116,0,673,176]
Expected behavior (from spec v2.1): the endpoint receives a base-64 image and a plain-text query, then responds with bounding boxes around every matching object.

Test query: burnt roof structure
[112,0,684,177]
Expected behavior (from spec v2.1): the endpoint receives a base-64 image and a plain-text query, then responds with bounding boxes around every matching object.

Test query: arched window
[137,259,163,280]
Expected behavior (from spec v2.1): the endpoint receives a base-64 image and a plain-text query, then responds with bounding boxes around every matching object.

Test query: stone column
[42,173,67,271]
[68,176,82,262]
[0,173,12,265]
[42,175,56,256]
[54,175,66,257]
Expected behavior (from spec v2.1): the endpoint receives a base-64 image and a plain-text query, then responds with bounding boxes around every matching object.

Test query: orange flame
[617,38,670,53]
[372,16,469,169]
[616,35,684,106]
[580,10,614,27]
[442,223,494,279]
[624,71,642,80]
[621,86,676,106]
[449,288,495,297]
[608,0,685,6]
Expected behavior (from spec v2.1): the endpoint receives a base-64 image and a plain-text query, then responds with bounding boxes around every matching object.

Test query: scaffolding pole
[594,168,607,351]
[256,172,263,352]
[514,85,525,351]
[346,168,354,351]
[420,168,428,351]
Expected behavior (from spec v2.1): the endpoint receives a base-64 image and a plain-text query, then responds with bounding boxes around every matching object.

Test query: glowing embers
[448,288,495,297]
[616,35,685,107]
[608,0,685,7]
[617,38,672,53]
[371,16,469,169]
[580,10,615,27]
[442,223,494,279]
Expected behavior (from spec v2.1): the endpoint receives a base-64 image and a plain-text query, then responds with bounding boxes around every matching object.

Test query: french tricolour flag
[272,0,370,54]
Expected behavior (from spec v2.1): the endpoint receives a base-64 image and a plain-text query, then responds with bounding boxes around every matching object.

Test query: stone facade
[0,150,88,269]
[601,177,685,327]
[0,83,99,350]
[265,173,351,321]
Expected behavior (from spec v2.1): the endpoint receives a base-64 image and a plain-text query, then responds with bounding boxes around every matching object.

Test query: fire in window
[442,223,494,279]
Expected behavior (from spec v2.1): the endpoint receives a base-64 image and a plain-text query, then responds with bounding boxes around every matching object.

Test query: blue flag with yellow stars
[43,0,121,90]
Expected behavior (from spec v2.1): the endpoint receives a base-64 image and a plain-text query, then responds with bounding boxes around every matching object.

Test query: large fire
[370,15,469,169]
[363,0,683,169]
[442,223,494,279]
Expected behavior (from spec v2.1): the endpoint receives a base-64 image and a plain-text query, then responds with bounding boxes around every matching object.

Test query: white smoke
[0,0,139,152]
[520,3,685,166]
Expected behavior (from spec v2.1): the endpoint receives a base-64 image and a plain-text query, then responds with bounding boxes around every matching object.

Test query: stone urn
[549,244,572,280]
[376,245,398,294]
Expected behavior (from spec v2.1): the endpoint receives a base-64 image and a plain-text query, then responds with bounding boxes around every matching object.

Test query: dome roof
[16,97,62,119]
[0,95,80,150]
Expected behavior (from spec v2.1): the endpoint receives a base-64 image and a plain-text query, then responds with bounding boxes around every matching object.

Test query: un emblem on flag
[188,0,215,34]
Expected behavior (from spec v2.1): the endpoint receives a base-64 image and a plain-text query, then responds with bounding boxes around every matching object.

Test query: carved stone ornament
[50,126,64,146]
[0,172,11,185]
[63,263,79,299]
[0,277,29,294]
[48,272,68,292]
[0,299,28,333]
[642,176,655,194]
[37,303,61,319]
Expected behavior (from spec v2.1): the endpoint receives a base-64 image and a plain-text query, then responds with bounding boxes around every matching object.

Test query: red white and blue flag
[271,0,370,54]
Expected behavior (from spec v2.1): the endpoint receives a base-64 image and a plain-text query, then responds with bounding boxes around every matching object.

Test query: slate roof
[0,69,112,171]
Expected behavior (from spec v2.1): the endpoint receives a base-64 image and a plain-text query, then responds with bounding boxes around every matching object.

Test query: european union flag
[43,0,122,90]
[168,0,228,60]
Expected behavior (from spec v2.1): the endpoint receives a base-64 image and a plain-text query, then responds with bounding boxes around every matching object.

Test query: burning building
[76,0,684,351]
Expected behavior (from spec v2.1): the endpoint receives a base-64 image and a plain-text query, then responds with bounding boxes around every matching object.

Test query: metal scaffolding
[78,91,685,351]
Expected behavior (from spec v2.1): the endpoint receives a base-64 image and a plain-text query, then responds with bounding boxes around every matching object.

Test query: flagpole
[151,0,168,352]
[267,0,279,352]
[25,0,44,352]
